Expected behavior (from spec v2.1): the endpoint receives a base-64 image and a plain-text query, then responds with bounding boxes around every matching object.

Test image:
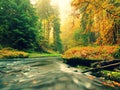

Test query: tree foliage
[71,0,120,45]
[52,6,63,53]
[36,1,63,53]
[61,15,80,50]
[36,0,54,47]
[0,0,39,50]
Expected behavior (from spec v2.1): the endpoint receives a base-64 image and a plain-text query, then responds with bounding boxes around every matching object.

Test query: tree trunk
[82,60,120,73]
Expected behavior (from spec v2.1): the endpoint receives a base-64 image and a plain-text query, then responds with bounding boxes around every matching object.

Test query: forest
[0,0,120,53]
[0,0,120,88]
[0,0,62,54]
[62,0,120,49]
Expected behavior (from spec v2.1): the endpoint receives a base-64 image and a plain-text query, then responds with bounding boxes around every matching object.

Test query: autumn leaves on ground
[63,46,120,60]
[0,0,120,88]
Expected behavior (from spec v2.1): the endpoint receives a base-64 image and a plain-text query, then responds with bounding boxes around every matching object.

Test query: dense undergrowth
[62,46,120,60]
[0,48,28,58]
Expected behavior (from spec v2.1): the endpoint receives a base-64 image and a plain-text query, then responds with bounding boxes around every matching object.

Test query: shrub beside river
[62,46,120,60]
[0,48,61,59]
[0,48,28,58]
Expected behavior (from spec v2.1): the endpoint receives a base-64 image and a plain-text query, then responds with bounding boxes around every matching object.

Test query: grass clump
[29,52,61,58]
[100,70,120,83]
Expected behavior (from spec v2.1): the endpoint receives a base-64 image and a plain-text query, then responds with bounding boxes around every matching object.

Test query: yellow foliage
[61,15,80,50]
[62,46,119,60]
[0,48,28,58]
[71,0,120,45]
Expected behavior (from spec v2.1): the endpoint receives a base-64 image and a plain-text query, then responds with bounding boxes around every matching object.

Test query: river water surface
[0,57,119,90]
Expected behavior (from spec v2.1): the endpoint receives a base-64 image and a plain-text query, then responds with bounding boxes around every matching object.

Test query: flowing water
[0,57,119,90]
